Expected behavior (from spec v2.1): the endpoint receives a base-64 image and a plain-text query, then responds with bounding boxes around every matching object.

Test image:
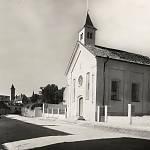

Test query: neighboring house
[64,12,150,122]
[0,95,10,115]
[0,95,10,102]
[14,95,23,104]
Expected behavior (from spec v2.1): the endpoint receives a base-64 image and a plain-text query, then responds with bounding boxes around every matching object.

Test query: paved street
[1,115,150,150]
[0,116,69,149]
[31,138,150,150]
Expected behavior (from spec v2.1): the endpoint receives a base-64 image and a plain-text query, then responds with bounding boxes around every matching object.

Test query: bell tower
[79,12,97,46]
[11,84,15,101]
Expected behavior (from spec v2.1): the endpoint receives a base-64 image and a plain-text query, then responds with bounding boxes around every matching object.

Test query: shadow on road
[30,137,150,150]
[0,144,7,150]
[0,116,70,145]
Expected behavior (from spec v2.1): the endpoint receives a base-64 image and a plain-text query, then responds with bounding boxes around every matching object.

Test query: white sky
[0,0,150,96]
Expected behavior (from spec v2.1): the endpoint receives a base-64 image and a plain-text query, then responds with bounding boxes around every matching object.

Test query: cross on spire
[86,0,89,12]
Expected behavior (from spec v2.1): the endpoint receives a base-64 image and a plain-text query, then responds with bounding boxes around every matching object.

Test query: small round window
[78,75,83,86]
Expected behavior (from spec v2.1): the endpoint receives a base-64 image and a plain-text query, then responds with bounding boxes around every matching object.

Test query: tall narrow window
[111,80,120,101]
[73,79,76,101]
[131,83,140,102]
[92,74,94,103]
[90,33,92,39]
[87,32,90,39]
[86,72,90,99]
[80,33,83,40]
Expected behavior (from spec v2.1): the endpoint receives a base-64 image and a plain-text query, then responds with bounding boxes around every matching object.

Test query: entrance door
[79,97,83,117]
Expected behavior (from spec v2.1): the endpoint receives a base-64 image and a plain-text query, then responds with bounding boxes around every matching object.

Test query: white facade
[66,42,97,121]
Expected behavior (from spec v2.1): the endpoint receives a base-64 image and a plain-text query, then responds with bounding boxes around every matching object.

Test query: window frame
[111,79,121,101]
[131,82,140,102]
[86,72,90,100]
[87,32,90,39]
[80,33,83,41]
[73,79,76,101]
[90,33,92,39]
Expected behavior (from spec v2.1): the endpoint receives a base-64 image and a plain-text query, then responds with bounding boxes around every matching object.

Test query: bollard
[97,106,100,122]
[128,104,132,125]
[105,105,108,123]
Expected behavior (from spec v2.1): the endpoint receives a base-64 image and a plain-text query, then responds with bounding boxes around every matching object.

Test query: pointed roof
[11,84,15,89]
[84,12,97,30]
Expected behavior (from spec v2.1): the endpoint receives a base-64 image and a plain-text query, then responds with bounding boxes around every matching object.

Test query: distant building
[0,95,10,115]
[0,95,10,102]
[64,12,150,121]
[11,84,15,101]
[14,95,23,104]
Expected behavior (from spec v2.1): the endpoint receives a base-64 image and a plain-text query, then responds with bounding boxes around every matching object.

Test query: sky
[1,0,150,96]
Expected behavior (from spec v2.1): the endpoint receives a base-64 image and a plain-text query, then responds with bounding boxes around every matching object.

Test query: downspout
[102,56,109,118]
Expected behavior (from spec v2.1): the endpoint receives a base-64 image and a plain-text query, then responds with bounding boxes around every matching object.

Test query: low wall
[21,107,35,117]
[21,107,42,117]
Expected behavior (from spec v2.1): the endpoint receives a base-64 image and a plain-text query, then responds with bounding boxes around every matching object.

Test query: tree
[30,92,39,103]
[55,87,65,104]
[22,94,30,105]
[40,84,58,104]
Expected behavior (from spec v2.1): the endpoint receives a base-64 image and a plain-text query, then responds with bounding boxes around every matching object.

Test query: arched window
[86,72,90,99]
[73,79,76,101]
[90,33,92,39]
[80,33,83,40]
[87,32,90,38]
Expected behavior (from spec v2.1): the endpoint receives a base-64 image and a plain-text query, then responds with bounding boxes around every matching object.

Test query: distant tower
[11,84,15,101]
[78,12,97,46]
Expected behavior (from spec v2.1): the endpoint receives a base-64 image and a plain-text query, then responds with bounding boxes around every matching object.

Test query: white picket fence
[42,103,67,119]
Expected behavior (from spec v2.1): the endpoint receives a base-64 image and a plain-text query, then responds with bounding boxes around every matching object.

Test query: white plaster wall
[66,43,97,121]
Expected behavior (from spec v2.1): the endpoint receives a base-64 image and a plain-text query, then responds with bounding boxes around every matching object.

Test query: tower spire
[11,84,15,101]
[78,12,97,46]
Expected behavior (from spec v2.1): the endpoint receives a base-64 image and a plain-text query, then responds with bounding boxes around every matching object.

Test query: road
[0,116,69,149]
[0,115,150,150]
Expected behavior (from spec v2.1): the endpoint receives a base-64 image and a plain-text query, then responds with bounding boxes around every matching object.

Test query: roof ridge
[95,45,150,59]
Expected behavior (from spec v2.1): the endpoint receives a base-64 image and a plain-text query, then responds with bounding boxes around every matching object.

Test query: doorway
[79,97,83,117]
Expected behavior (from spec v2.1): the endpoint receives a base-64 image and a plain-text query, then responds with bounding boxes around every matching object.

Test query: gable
[65,41,96,76]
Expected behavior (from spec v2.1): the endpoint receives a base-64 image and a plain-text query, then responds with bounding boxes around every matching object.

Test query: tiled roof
[85,45,150,66]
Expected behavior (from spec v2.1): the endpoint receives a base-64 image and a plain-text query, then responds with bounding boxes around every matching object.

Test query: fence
[96,104,140,125]
[42,103,67,119]
[21,106,42,117]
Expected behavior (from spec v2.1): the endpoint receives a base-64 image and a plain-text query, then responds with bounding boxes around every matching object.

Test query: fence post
[128,104,132,125]
[65,108,67,118]
[34,109,36,117]
[105,105,108,123]
[52,107,53,116]
[97,106,100,122]
[42,103,44,117]
[58,108,60,114]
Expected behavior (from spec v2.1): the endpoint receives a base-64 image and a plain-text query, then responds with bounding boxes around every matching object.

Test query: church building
[64,12,150,122]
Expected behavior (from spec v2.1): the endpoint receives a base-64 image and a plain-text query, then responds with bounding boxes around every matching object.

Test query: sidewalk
[60,116,150,138]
